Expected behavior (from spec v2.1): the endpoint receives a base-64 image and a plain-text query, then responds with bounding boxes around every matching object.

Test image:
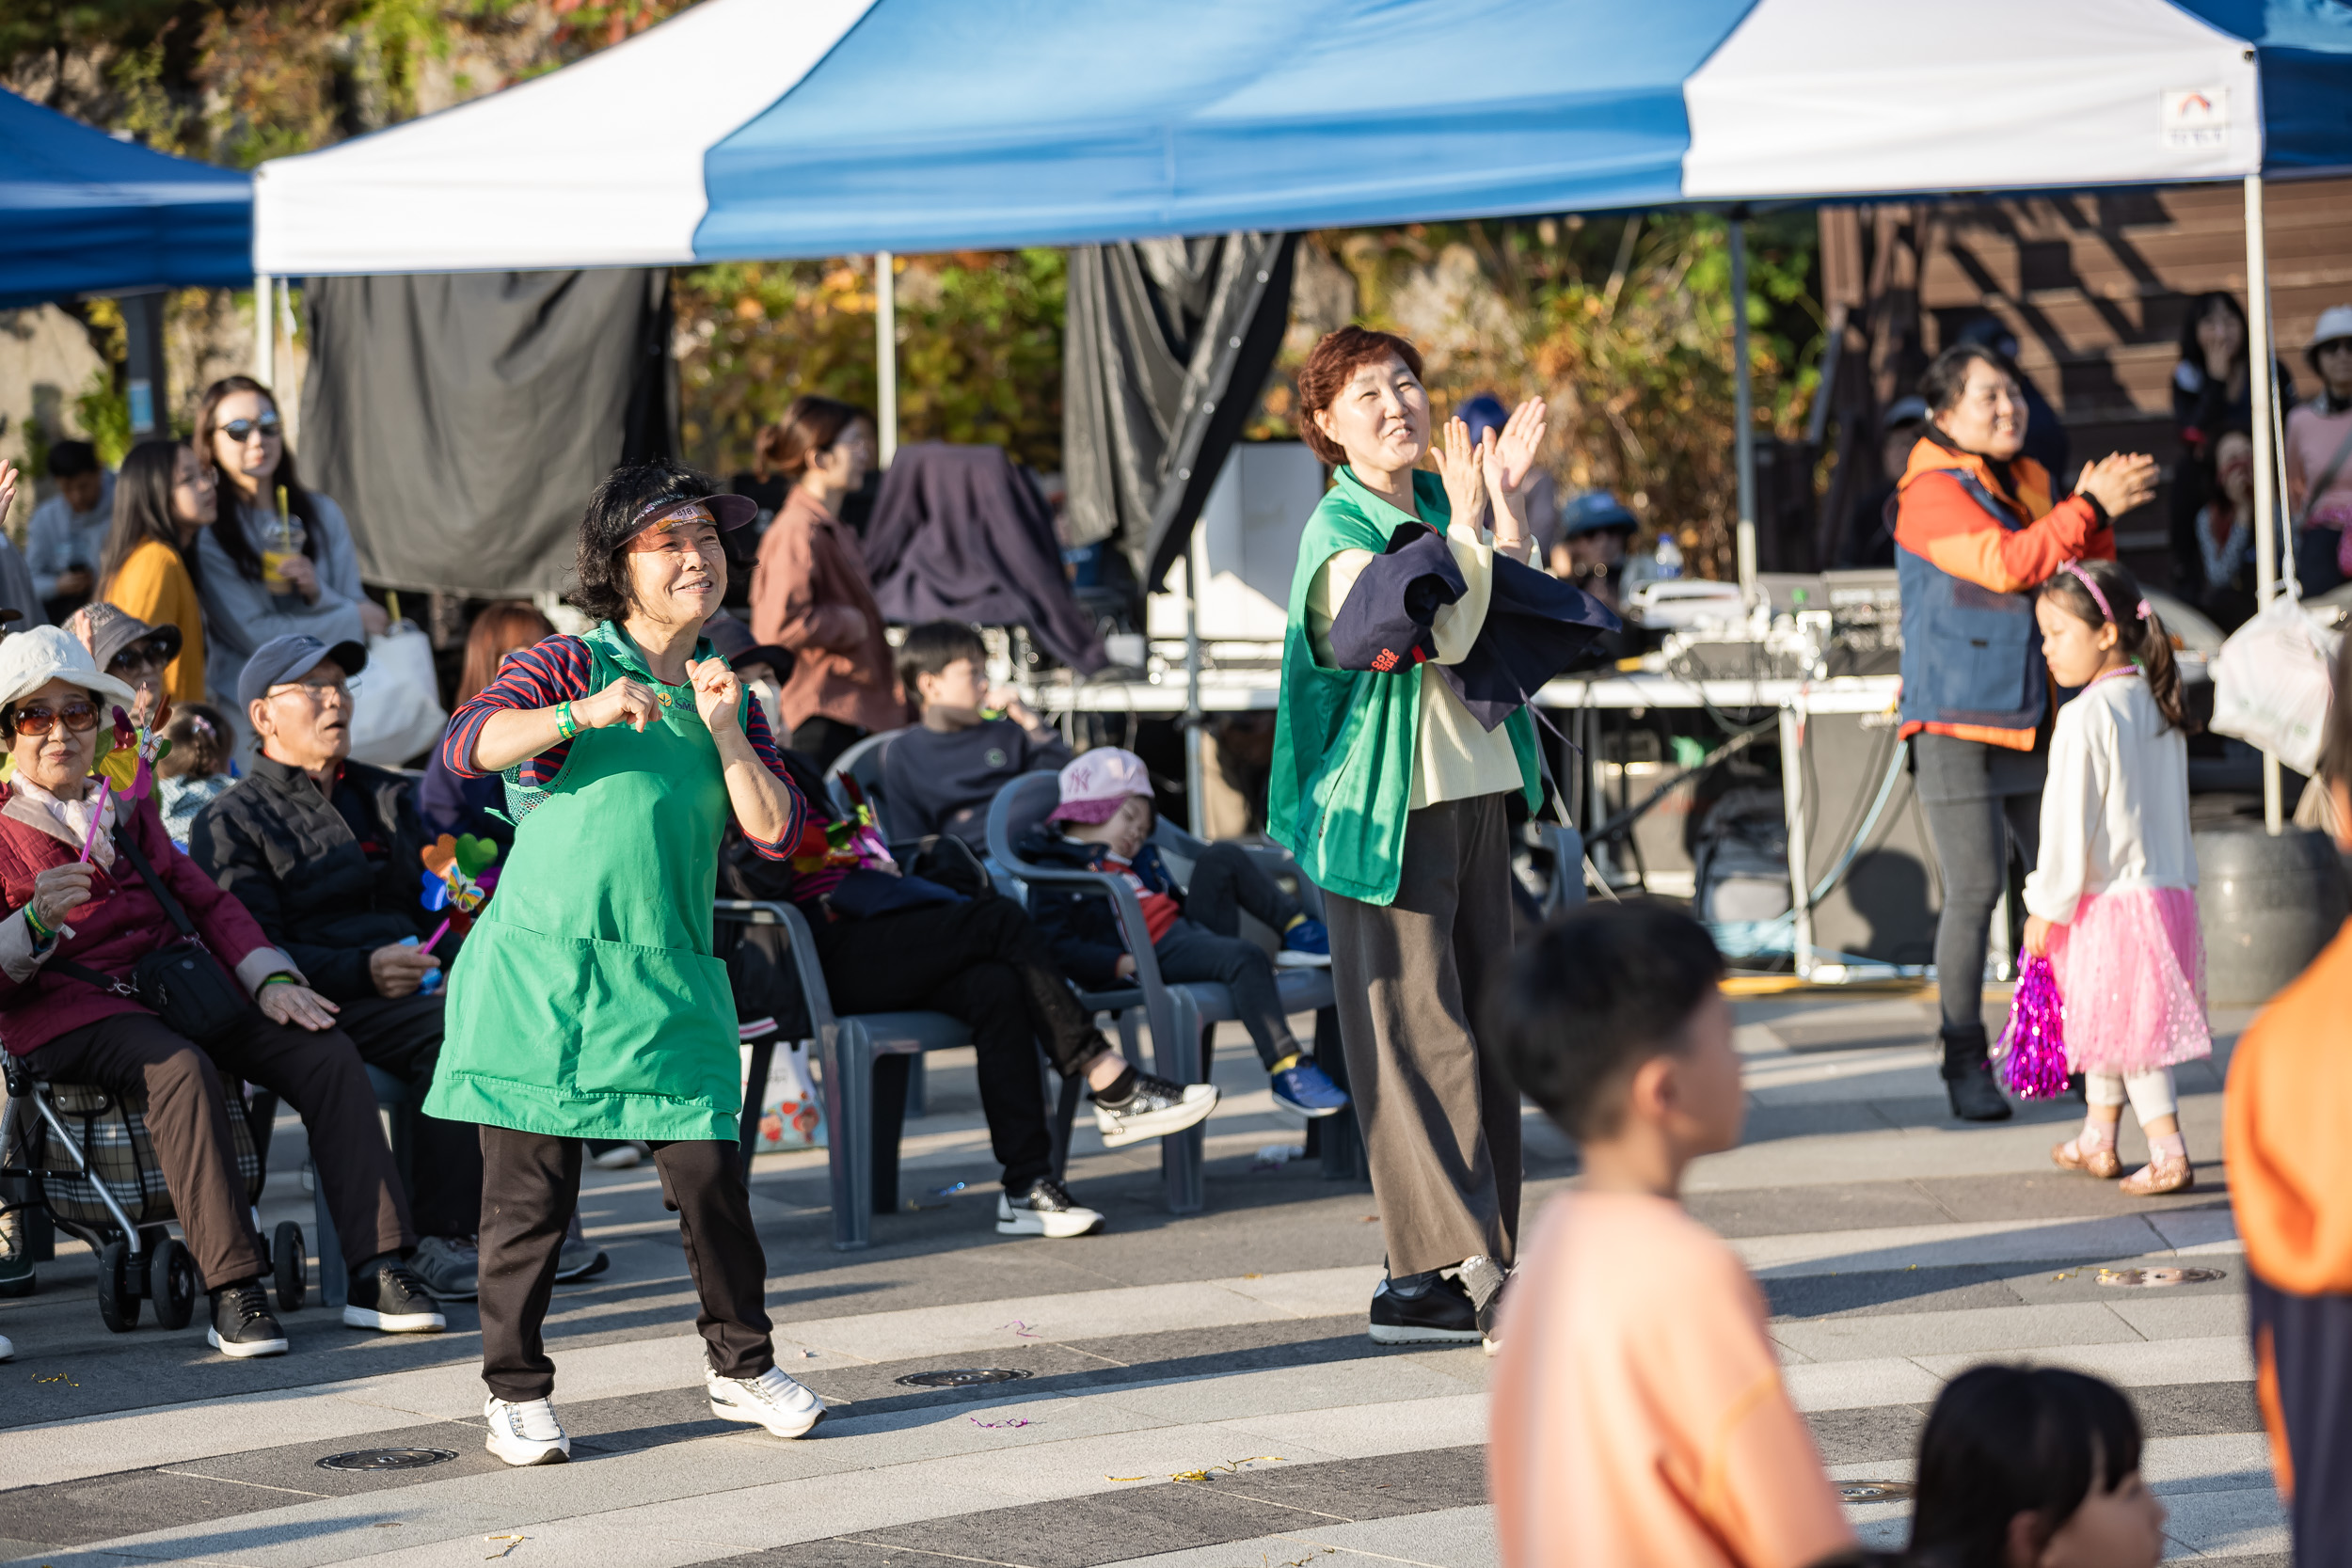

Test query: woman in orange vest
[1892,341,2155,1120]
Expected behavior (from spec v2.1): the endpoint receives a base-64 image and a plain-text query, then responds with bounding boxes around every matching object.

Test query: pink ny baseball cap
[1048,747,1153,824]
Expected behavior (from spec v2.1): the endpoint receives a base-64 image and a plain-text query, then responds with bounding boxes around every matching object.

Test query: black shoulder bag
[50,828,256,1048]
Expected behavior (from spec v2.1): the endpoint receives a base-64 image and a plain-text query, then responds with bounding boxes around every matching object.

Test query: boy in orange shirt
[1486,903,1858,1568]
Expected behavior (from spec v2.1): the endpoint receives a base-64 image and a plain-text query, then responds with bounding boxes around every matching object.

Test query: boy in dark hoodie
[1017,748,1349,1118]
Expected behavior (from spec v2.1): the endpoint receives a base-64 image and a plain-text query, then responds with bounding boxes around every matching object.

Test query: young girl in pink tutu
[2024,558,2210,1196]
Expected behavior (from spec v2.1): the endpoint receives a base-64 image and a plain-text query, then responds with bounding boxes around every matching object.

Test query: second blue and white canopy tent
[252,0,2352,817]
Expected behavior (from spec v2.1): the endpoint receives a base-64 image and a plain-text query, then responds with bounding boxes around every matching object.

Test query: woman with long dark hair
[190,377,386,726]
[98,440,215,705]
[428,458,819,1465]
[746,395,904,769]
[2169,292,2299,594]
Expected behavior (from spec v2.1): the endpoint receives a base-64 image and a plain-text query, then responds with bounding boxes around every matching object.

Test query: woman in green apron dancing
[428,460,820,1466]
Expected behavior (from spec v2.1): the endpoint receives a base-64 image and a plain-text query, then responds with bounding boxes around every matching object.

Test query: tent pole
[2245,174,2282,835]
[1184,525,1207,839]
[254,275,275,387]
[1730,217,1757,597]
[876,251,898,468]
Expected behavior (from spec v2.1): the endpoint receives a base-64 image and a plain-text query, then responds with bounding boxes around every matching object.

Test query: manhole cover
[1837,1481,1915,1502]
[895,1368,1034,1389]
[2098,1267,2228,1289]
[317,1448,457,1472]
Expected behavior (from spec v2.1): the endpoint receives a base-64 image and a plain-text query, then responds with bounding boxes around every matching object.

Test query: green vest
[424,621,746,1142]
[1267,467,1542,907]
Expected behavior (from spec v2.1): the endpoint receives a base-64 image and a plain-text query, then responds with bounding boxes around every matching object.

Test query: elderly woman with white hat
[0,625,441,1358]
[2289,303,2352,580]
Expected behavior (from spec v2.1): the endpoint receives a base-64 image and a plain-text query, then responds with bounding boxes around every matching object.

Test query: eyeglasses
[109,651,166,677]
[266,675,348,701]
[9,701,99,736]
[219,414,283,443]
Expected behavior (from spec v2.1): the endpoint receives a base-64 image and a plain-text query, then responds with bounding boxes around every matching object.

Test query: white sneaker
[707,1365,825,1438]
[0,1332,13,1361]
[591,1142,646,1170]
[484,1395,571,1466]
[996,1177,1104,1238]
[1093,1072,1219,1148]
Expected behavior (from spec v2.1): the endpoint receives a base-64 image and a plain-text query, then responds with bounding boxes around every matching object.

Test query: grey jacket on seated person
[197,493,368,736]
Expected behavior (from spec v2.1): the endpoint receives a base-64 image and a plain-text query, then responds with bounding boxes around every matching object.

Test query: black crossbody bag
[50,827,254,1049]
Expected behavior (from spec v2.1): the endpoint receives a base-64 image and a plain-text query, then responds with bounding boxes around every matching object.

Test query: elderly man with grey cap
[187,632,493,1303]
[0,626,443,1357]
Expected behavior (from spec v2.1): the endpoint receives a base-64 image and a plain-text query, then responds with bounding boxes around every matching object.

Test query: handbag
[2209,591,2343,775]
[50,827,254,1049]
[345,621,449,768]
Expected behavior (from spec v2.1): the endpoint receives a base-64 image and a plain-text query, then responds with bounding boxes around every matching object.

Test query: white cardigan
[2022,671,2196,926]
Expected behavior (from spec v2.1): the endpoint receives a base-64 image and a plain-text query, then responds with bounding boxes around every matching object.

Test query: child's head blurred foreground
[1909,1364,2164,1568]
[158,702,231,780]
[1049,748,1154,862]
[1491,901,1740,1193]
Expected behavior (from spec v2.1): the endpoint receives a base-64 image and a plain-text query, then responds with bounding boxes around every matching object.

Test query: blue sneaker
[1270,1060,1349,1118]
[1277,917,1331,967]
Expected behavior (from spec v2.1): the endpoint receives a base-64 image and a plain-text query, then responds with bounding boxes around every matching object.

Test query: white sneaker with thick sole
[0,1332,12,1361]
[484,1396,570,1466]
[707,1366,825,1438]
[996,1177,1104,1238]
[1093,1074,1219,1148]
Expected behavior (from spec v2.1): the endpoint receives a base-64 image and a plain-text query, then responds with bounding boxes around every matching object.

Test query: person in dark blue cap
[1552,492,1639,612]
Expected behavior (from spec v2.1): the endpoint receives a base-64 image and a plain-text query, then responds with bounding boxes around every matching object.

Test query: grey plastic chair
[716,897,987,1251]
[821,728,904,826]
[985,773,1337,1214]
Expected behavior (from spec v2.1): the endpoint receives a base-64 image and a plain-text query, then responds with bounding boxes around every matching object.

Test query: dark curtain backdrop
[1061,233,1297,594]
[301,269,675,597]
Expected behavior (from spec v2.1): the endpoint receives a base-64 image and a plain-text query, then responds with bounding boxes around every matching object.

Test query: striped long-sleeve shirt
[439,633,802,860]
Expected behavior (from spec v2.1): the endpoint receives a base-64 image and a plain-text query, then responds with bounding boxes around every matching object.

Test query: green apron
[424,621,744,1142]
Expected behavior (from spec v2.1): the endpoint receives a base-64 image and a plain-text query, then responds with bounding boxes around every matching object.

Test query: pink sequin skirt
[2047,886,2214,1075]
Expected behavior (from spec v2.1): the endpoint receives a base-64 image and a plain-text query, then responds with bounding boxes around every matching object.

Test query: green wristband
[259,973,298,990]
[23,902,53,944]
[555,699,579,741]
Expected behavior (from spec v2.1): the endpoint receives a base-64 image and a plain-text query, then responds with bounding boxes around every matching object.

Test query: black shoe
[996,1176,1105,1239]
[207,1279,289,1359]
[1941,1026,2013,1122]
[344,1259,447,1333]
[1368,1270,1481,1345]
[1091,1071,1219,1148]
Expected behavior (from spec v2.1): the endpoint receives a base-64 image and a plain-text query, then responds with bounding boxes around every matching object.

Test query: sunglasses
[219,413,283,442]
[10,700,99,736]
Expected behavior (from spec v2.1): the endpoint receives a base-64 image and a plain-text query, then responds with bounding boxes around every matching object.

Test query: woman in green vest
[1270,326,1549,1354]
[427,460,823,1466]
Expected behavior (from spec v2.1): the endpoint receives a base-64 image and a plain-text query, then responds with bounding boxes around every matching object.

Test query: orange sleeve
[1893,472,2107,594]
[2225,927,2352,1294]
[1660,1251,1856,1568]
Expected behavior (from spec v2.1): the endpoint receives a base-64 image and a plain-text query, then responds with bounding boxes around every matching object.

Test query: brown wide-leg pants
[1323,791,1522,1278]
[28,1010,414,1288]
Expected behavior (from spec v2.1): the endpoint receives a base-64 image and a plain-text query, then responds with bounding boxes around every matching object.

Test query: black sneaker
[344,1260,447,1333]
[1092,1071,1219,1148]
[208,1279,289,1359]
[1367,1271,1480,1346]
[996,1176,1105,1239]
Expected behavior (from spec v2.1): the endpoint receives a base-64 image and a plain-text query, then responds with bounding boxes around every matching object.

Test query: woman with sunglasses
[191,378,387,740]
[429,458,819,1467]
[0,626,441,1357]
[96,439,214,708]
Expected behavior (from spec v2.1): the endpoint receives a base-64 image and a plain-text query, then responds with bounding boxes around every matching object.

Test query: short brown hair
[1295,327,1424,466]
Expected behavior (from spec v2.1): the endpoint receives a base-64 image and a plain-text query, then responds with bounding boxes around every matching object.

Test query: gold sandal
[2052,1139,2122,1180]
[2120,1153,2194,1197]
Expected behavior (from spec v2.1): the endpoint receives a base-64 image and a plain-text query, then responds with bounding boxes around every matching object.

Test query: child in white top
[2024,559,2211,1196]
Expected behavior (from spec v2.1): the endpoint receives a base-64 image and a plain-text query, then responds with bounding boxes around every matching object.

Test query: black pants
[1913,733,2044,1037]
[789,717,866,774]
[29,1010,412,1290]
[2249,1274,2352,1563]
[335,993,484,1241]
[476,1127,772,1402]
[813,895,1109,1192]
[1158,843,1306,1069]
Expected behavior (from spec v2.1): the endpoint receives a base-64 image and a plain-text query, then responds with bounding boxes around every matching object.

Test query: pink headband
[2059,561,2149,624]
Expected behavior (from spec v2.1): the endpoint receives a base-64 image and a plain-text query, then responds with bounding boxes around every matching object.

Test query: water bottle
[1655,533,1684,580]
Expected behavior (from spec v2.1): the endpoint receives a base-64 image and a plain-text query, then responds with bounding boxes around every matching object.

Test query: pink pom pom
[1998,954,2072,1100]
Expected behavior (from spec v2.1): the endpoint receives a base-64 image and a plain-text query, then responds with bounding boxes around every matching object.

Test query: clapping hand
[2075,453,2159,519]
[0,461,16,525]
[1481,397,1549,552]
[1436,417,1489,534]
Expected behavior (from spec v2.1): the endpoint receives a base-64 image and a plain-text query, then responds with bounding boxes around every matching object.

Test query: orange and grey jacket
[1893,431,2113,750]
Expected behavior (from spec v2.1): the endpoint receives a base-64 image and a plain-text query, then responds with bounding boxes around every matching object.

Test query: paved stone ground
[0,984,2282,1567]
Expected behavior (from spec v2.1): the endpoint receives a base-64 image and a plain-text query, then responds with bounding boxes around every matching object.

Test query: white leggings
[2086,1068,2178,1124]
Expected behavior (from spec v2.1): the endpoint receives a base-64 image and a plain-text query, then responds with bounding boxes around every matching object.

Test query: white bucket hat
[0,625,140,717]
[2309,304,2352,365]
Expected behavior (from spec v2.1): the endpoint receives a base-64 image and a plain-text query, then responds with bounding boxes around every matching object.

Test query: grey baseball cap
[239,633,369,709]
